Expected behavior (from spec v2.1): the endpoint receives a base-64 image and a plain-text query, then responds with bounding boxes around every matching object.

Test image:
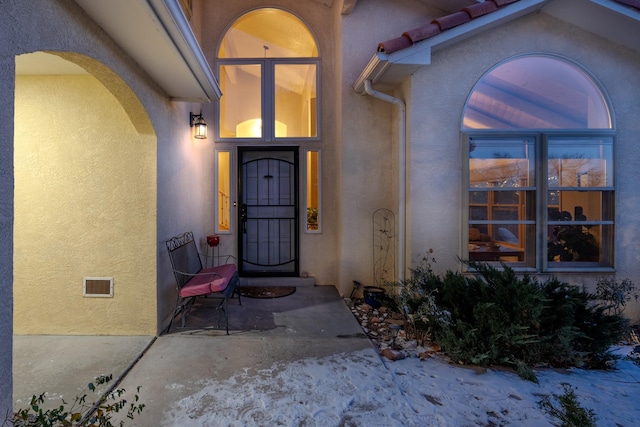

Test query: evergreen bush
[391,256,630,381]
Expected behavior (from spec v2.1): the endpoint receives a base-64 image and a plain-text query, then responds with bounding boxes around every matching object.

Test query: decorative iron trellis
[373,208,395,287]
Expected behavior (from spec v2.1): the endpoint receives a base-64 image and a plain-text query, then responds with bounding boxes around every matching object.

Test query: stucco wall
[1,0,216,413]
[339,0,440,295]
[14,75,156,335]
[0,39,15,423]
[407,12,640,322]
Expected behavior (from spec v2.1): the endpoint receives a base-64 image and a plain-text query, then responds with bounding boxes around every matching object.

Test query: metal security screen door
[239,148,299,276]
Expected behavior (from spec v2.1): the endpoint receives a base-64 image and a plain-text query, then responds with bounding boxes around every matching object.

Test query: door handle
[240,204,247,233]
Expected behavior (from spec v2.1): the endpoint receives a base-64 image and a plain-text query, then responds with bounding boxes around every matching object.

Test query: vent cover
[83,277,114,298]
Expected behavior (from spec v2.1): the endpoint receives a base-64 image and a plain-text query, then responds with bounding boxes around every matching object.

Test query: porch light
[190,111,208,139]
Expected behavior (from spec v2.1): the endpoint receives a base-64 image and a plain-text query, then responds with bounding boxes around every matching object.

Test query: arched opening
[462,54,614,270]
[215,8,323,276]
[217,8,320,140]
[13,52,157,335]
[462,54,612,129]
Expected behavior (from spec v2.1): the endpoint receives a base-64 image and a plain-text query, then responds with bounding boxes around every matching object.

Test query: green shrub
[539,383,597,427]
[7,374,144,427]
[391,256,629,381]
[594,276,637,316]
[430,262,545,377]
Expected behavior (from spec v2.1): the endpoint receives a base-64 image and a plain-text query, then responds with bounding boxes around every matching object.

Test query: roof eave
[74,0,221,103]
[591,0,640,21]
[353,0,550,93]
[148,0,222,102]
[542,0,640,54]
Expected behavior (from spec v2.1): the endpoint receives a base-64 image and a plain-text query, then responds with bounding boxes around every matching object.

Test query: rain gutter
[363,80,407,282]
[148,0,222,101]
[74,0,221,102]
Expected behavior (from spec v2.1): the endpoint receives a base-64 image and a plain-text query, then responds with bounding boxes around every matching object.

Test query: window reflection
[463,55,611,129]
[464,55,614,269]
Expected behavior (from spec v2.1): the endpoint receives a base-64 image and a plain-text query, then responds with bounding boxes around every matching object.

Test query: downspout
[363,80,407,282]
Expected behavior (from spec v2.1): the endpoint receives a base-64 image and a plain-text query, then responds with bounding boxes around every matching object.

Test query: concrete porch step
[239,276,316,287]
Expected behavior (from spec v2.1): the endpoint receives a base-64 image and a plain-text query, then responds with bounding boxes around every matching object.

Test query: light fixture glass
[190,112,208,139]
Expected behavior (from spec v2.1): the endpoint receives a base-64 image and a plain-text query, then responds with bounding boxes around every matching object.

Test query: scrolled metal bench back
[166,231,195,252]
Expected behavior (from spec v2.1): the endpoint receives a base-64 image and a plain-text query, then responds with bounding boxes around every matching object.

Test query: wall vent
[83,277,114,298]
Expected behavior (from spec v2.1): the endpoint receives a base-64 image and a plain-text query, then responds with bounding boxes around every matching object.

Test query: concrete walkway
[13,285,375,425]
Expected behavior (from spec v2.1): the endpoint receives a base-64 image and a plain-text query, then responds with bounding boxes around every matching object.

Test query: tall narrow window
[217,8,320,141]
[217,150,231,233]
[306,149,321,232]
[463,54,614,271]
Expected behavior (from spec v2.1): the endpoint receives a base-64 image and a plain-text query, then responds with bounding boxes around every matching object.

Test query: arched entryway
[216,8,320,277]
[13,52,157,335]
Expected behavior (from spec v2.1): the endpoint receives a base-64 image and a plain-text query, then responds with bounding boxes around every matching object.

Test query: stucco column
[0,55,15,420]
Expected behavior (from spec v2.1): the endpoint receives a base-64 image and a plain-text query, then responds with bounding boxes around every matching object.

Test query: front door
[238,147,299,276]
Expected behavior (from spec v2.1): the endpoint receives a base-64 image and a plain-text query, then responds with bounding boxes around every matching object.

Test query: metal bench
[165,231,240,334]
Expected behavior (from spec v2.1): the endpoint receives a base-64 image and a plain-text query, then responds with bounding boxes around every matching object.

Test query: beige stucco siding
[407,12,640,322]
[338,0,441,295]
[14,75,157,335]
[1,0,217,413]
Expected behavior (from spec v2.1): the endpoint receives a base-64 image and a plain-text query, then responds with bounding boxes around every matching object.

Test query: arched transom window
[217,8,319,141]
[462,54,614,271]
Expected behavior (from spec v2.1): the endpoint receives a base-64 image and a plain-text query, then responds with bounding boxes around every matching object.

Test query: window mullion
[539,133,548,271]
[263,59,274,142]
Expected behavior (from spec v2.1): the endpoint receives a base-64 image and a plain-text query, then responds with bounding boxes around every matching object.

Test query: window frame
[216,58,320,142]
[303,148,321,234]
[464,129,616,272]
[215,148,233,235]
[215,7,321,143]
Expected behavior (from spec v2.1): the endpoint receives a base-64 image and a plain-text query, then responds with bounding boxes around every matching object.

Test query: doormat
[239,286,296,299]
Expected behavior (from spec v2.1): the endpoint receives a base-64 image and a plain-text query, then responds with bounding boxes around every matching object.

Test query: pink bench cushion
[179,264,236,298]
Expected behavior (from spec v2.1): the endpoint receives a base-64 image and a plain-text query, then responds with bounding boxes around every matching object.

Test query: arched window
[217,8,319,141]
[463,54,614,271]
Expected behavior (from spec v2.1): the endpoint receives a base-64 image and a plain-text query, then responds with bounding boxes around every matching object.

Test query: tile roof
[377,0,640,55]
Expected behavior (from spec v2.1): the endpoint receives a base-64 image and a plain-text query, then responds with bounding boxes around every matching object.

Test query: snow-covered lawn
[162,346,640,426]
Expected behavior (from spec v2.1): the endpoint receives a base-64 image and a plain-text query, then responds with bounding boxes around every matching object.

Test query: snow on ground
[162,346,640,426]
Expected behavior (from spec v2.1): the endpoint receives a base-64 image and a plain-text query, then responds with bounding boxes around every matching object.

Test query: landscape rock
[347,298,442,360]
[381,348,406,361]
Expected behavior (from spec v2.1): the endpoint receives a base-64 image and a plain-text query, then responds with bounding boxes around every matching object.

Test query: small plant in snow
[594,276,638,316]
[6,374,144,427]
[539,383,597,427]
[391,250,451,332]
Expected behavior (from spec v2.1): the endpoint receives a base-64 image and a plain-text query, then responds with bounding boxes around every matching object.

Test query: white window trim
[215,58,321,143]
[215,148,233,235]
[464,130,616,273]
[303,148,322,234]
